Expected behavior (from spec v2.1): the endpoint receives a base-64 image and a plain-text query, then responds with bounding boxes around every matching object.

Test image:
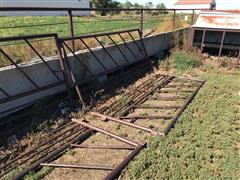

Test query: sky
[117,0,240,10]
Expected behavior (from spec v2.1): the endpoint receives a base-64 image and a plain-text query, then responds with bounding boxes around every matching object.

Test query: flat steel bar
[134,105,181,109]
[72,119,141,147]
[148,96,187,101]
[91,112,162,136]
[118,33,138,61]
[218,31,225,58]
[106,34,129,63]
[120,116,172,120]
[137,29,149,59]
[0,48,39,88]
[119,76,173,117]
[1,125,84,176]
[105,144,145,180]
[11,129,94,180]
[127,32,146,58]
[61,28,139,41]
[40,163,114,171]
[79,38,108,71]
[166,84,195,88]
[158,89,194,93]
[163,80,205,135]
[0,87,10,97]
[0,33,57,42]
[200,30,206,53]
[94,36,119,66]
[62,47,87,110]
[71,144,135,150]
[24,39,61,81]
[62,41,93,75]
[110,76,168,116]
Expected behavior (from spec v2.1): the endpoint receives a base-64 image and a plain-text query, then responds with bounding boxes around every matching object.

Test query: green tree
[156,3,167,13]
[91,0,120,16]
[144,2,154,14]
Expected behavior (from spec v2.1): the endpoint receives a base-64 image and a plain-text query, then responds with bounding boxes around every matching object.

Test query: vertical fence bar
[172,10,176,30]
[191,9,195,25]
[68,10,75,51]
[218,31,225,58]
[139,10,144,37]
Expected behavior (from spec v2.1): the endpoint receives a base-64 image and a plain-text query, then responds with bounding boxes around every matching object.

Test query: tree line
[90,0,166,15]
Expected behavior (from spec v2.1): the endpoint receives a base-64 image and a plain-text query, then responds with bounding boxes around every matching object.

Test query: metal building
[189,11,240,58]
[0,0,90,16]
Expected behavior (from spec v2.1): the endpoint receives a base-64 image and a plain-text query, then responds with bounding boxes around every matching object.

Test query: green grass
[124,58,240,179]
[0,15,162,37]
[171,50,202,71]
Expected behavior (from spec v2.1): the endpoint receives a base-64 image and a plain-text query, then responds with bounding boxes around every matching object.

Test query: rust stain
[201,15,240,27]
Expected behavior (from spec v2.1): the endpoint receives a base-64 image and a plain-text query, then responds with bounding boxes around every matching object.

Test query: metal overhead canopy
[193,11,240,30]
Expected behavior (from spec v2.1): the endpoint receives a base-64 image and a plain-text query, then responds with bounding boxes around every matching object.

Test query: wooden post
[67,10,75,51]
[139,10,144,37]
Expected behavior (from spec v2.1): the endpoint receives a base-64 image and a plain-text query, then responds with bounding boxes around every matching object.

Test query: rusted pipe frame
[94,36,119,66]
[71,144,135,150]
[11,129,94,180]
[191,9,195,25]
[67,10,75,51]
[0,48,39,88]
[126,31,146,58]
[73,119,143,147]
[106,34,129,63]
[61,29,139,41]
[0,33,58,42]
[102,76,158,114]
[54,38,74,106]
[158,89,194,93]
[120,115,172,120]
[139,10,144,37]
[173,10,176,29]
[109,76,167,116]
[104,144,145,180]
[62,47,87,110]
[110,76,168,116]
[163,80,205,135]
[1,125,85,176]
[134,105,181,109]
[148,96,187,101]
[200,30,206,53]
[62,40,93,75]
[78,38,108,71]
[137,29,150,60]
[119,76,174,117]
[0,7,210,12]
[118,33,139,61]
[24,39,62,82]
[218,31,226,58]
[40,163,114,171]
[166,84,195,88]
[91,112,162,136]
[99,76,160,114]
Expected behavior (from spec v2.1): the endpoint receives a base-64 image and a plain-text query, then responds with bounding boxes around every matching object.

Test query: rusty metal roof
[175,0,213,5]
[193,11,240,30]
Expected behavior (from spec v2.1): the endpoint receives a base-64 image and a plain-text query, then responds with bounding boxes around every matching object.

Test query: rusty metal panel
[193,11,240,30]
